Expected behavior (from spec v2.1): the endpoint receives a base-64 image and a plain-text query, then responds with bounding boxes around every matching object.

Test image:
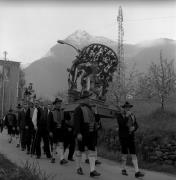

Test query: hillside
[24,30,176,99]
[25,57,68,100]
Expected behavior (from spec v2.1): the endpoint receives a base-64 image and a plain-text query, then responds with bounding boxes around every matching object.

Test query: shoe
[90,170,101,177]
[85,159,89,164]
[77,167,84,175]
[16,144,20,148]
[122,169,128,176]
[95,160,101,165]
[68,158,74,161]
[47,154,52,159]
[135,171,144,178]
[60,159,68,165]
[51,158,55,163]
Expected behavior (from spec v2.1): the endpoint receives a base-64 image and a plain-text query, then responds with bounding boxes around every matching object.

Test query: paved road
[0,131,175,180]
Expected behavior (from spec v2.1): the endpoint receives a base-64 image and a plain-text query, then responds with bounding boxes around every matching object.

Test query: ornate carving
[23,83,36,103]
[67,43,118,101]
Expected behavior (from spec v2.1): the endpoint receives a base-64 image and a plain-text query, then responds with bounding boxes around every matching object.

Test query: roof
[0,60,20,66]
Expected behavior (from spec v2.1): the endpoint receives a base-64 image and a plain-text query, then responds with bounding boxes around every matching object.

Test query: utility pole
[1,51,7,118]
[4,51,7,61]
[117,6,125,102]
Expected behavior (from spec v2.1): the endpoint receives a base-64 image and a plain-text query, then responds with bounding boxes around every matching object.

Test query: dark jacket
[25,108,34,130]
[73,104,96,136]
[47,110,55,132]
[47,109,64,132]
[116,111,138,138]
[63,112,74,133]
[4,112,17,127]
[17,110,26,129]
[37,107,48,131]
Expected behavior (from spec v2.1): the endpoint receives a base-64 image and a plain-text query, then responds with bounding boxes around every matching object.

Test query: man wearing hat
[115,101,144,178]
[24,102,34,154]
[17,103,26,150]
[48,97,68,164]
[17,103,30,151]
[4,108,17,143]
[73,92,101,177]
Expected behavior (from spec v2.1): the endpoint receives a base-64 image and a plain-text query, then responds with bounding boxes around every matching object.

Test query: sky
[0,0,176,66]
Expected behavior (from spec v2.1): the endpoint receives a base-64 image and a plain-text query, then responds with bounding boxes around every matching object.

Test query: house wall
[0,60,20,117]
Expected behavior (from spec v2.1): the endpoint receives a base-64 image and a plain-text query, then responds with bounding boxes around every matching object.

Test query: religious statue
[67,43,118,102]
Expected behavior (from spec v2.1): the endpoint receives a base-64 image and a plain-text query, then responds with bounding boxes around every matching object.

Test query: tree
[138,51,176,110]
[107,63,141,105]
[137,74,155,99]
[150,52,176,109]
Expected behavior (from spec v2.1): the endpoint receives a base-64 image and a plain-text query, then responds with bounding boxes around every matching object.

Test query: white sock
[16,135,20,145]
[52,144,57,159]
[95,148,98,161]
[59,143,64,160]
[88,151,96,172]
[121,154,127,170]
[131,154,139,173]
[75,151,82,169]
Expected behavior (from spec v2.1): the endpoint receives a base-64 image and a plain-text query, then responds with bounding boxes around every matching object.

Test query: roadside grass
[99,99,176,175]
[98,144,176,175]
[0,153,55,180]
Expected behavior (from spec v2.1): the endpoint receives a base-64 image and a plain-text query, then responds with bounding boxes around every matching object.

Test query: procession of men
[2,95,144,178]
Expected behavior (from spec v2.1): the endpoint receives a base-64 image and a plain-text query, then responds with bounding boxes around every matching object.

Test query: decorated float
[62,43,120,118]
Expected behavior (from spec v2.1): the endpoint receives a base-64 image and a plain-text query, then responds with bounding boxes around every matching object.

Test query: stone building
[0,60,20,117]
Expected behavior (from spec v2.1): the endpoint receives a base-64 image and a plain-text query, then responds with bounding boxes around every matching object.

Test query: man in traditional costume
[4,109,17,143]
[48,98,68,164]
[73,92,101,177]
[115,101,144,178]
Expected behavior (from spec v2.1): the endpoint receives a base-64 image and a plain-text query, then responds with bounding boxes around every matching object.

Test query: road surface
[0,131,175,180]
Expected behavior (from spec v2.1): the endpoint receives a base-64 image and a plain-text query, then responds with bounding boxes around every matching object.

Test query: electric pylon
[117,6,125,102]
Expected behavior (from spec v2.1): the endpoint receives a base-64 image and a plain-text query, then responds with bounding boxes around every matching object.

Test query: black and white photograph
[0,0,176,179]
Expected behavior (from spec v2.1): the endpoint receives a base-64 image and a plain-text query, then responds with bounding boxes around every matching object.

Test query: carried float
[62,43,120,118]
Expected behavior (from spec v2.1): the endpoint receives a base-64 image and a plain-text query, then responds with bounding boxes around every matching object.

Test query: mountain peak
[65,30,92,45]
[73,29,90,37]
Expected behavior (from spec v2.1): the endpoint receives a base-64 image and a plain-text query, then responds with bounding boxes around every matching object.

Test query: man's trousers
[35,129,51,158]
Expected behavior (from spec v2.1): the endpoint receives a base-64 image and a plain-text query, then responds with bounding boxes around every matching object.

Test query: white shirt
[32,108,38,130]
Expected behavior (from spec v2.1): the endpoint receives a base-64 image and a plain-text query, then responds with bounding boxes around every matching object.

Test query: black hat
[80,91,92,99]
[121,101,133,108]
[53,97,62,105]
[16,104,22,109]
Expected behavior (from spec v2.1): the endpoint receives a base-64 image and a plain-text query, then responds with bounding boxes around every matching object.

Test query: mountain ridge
[24,30,176,99]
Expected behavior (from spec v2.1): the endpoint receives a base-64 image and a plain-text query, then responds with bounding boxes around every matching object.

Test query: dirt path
[0,131,175,180]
